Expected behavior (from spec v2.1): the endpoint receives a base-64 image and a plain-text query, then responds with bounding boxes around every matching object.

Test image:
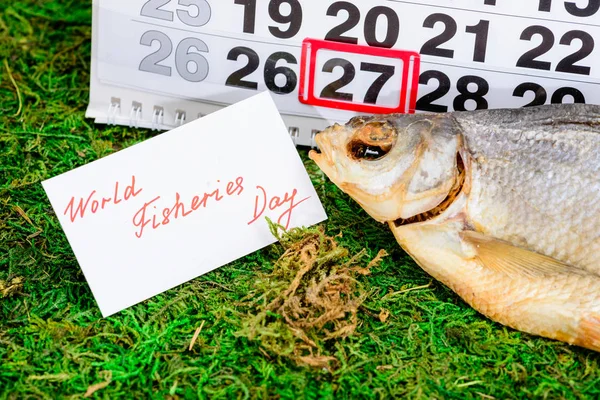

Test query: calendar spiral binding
[288,127,300,146]
[104,97,323,148]
[174,109,186,126]
[310,129,319,149]
[151,106,164,131]
[129,101,142,129]
[107,97,121,125]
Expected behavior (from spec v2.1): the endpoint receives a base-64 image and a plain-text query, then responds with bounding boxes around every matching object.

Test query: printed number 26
[141,0,211,27]
[139,31,209,82]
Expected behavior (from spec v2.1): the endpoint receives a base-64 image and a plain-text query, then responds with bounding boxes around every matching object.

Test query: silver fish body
[454,106,600,272]
[310,104,600,351]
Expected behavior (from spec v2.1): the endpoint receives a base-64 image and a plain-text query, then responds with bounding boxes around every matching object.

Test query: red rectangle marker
[299,39,420,114]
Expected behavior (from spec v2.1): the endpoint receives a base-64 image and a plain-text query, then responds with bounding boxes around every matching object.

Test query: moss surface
[1,1,600,399]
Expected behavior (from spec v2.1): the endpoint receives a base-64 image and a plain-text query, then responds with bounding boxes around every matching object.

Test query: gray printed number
[177,0,211,27]
[141,0,211,27]
[139,32,209,82]
[175,37,209,82]
[139,31,172,76]
[141,0,173,21]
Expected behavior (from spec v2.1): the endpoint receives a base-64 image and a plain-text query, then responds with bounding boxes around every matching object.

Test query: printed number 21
[141,0,212,27]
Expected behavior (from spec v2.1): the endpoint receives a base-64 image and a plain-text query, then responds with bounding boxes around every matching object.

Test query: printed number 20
[141,0,211,27]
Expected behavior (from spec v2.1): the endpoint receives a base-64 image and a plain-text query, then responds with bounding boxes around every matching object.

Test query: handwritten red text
[247,186,310,230]
[64,176,142,223]
[132,177,244,239]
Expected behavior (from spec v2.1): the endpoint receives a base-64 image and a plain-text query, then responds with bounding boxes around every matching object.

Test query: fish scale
[458,110,600,273]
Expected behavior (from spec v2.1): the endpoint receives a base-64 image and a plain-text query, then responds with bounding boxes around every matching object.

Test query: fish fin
[460,231,585,279]
[579,314,600,352]
[455,104,600,128]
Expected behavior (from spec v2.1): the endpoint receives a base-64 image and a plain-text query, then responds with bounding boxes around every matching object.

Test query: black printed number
[416,71,489,112]
[364,7,400,48]
[324,2,360,45]
[264,52,298,94]
[226,47,298,95]
[453,75,489,111]
[517,25,554,70]
[512,82,547,107]
[565,0,600,17]
[420,13,489,62]
[325,2,400,48]
[320,58,355,101]
[556,31,594,75]
[415,70,450,113]
[551,87,586,103]
[320,59,395,104]
[538,0,552,11]
[361,63,395,104]
[538,0,600,17]
[517,26,593,75]
[513,82,586,106]
[234,0,257,33]
[466,20,489,63]
[420,13,457,58]
[234,0,303,39]
[226,47,260,90]
[268,0,303,39]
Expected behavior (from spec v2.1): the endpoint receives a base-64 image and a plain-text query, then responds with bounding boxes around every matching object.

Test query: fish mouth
[393,153,466,227]
[308,128,340,182]
[309,138,391,168]
[309,121,397,179]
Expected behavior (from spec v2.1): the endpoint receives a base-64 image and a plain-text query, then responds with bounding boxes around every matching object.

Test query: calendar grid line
[386,0,600,28]
[422,61,600,86]
[131,19,303,48]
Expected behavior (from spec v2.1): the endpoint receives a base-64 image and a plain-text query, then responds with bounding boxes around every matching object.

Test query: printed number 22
[141,0,212,27]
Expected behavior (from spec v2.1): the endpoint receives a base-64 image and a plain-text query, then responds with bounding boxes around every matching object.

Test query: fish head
[309,114,463,223]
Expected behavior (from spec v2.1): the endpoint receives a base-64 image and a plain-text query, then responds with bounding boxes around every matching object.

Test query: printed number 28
[141,0,212,27]
[416,71,489,112]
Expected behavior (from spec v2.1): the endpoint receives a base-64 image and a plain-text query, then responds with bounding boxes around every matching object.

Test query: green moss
[1,1,600,399]
[233,220,387,370]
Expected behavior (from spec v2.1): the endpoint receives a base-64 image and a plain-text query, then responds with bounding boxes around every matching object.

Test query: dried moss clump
[0,277,24,298]
[235,221,387,370]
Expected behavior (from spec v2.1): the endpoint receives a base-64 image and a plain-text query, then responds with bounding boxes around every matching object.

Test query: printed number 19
[234,0,303,39]
[538,0,600,16]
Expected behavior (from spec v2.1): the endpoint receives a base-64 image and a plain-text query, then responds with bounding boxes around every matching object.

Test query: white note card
[43,92,328,317]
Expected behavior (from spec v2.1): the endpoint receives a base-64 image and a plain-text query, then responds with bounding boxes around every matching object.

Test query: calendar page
[87,0,600,146]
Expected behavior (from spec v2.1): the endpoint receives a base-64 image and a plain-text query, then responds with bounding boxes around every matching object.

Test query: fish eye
[348,141,391,160]
[347,121,397,161]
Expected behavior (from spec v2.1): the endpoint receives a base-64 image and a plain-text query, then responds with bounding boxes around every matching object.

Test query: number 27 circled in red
[299,39,421,114]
